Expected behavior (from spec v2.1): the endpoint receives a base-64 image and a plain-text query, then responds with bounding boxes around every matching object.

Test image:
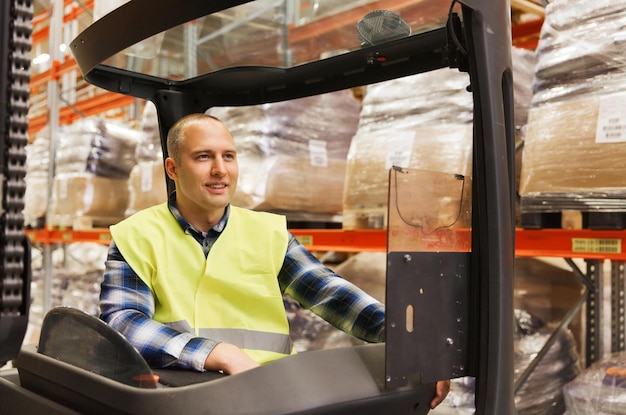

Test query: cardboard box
[343,125,473,229]
[49,173,129,228]
[126,162,168,215]
[520,96,626,196]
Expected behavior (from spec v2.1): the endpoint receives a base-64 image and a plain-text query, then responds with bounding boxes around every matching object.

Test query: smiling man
[99,113,450,409]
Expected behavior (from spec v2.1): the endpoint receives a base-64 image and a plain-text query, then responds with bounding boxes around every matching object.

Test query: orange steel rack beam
[26,228,626,260]
[28,91,136,135]
[25,228,112,245]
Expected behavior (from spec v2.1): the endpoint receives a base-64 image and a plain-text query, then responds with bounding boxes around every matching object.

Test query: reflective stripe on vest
[164,321,293,355]
[111,203,292,364]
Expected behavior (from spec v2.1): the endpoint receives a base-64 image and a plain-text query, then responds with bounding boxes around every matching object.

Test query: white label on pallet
[596,93,626,143]
[309,139,328,168]
[385,131,414,170]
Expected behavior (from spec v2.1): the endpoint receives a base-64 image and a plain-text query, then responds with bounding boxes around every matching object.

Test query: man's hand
[204,342,260,375]
[430,379,451,409]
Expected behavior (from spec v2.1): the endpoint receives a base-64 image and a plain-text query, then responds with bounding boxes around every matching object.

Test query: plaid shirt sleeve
[279,234,385,343]
[99,241,216,371]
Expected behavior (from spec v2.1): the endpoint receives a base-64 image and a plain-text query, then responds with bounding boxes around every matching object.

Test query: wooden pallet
[47,215,124,231]
[342,207,387,230]
[520,210,626,230]
[520,193,626,230]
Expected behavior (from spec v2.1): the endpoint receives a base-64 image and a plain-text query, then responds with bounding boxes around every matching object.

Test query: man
[100,113,449,408]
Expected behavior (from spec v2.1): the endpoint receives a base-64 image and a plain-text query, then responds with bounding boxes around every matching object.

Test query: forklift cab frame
[1,0,516,414]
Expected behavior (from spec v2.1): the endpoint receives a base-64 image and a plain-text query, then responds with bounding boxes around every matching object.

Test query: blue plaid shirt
[100,199,385,371]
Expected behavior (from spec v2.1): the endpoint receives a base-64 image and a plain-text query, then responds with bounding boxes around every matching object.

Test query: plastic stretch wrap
[88,119,142,179]
[563,352,626,414]
[520,0,626,212]
[512,47,537,223]
[136,101,163,163]
[512,47,538,132]
[125,102,168,215]
[24,134,51,226]
[55,118,97,175]
[520,97,626,197]
[343,68,473,229]
[54,117,141,179]
[48,172,129,228]
[532,0,626,105]
[26,244,108,345]
[126,161,168,216]
[209,89,360,215]
[440,310,581,415]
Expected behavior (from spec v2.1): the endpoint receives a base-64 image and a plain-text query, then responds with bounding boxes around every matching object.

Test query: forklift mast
[0,0,32,369]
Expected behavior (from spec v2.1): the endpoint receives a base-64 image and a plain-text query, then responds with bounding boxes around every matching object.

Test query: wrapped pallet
[55,118,97,175]
[48,117,142,228]
[24,133,50,227]
[126,161,168,216]
[343,68,473,229]
[563,352,626,414]
[125,102,168,216]
[440,310,581,415]
[48,172,130,229]
[209,89,360,217]
[136,101,163,163]
[519,0,626,224]
[344,45,536,230]
[88,119,142,179]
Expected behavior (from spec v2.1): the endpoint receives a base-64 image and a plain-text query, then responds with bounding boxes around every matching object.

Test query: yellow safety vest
[110,203,293,364]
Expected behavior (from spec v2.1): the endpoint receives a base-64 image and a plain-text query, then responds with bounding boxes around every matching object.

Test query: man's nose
[211,158,226,176]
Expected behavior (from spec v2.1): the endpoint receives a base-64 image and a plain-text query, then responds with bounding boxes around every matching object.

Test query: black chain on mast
[0,0,33,365]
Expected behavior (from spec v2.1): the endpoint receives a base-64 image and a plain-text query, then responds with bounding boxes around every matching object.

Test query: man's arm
[100,241,216,371]
[279,235,450,408]
[278,234,385,343]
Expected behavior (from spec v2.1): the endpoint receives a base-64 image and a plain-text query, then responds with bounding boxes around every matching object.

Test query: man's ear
[164,157,177,180]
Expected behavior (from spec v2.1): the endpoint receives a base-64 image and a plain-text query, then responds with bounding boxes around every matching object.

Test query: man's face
[167,119,239,216]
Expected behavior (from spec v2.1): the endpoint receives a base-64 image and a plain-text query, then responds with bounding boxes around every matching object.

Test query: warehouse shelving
[22,226,626,259]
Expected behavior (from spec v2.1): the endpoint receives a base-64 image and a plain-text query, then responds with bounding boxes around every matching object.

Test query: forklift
[0,0,516,413]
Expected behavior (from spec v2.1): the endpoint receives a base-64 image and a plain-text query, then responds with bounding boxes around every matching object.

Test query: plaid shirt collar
[167,191,229,237]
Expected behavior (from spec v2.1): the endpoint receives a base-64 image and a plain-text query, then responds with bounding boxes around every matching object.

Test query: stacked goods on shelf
[24,131,50,228]
[87,119,139,179]
[342,68,473,230]
[563,351,626,414]
[512,48,537,138]
[48,117,142,228]
[209,89,360,218]
[343,46,536,230]
[519,0,626,228]
[126,102,167,216]
[513,48,538,224]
